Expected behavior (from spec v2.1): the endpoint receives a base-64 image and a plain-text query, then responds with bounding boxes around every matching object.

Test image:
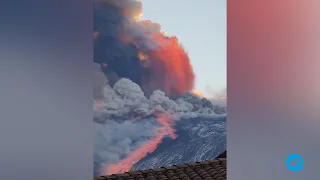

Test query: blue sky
[140,0,226,97]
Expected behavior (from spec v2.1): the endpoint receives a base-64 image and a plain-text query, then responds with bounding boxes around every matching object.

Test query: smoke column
[94,0,195,96]
[93,0,224,176]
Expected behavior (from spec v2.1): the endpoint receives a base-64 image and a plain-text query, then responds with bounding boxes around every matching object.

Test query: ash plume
[93,0,226,176]
[94,0,195,96]
[93,77,225,123]
[94,117,162,175]
[93,74,226,175]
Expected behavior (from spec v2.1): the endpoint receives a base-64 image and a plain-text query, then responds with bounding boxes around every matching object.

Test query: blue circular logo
[286,154,304,172]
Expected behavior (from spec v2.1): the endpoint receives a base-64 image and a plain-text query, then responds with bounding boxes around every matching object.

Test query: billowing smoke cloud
[94,117,163,175]
[94,0,195,96]
[94,77,225,123]
[93,75,226,175]
[93,0,226,176]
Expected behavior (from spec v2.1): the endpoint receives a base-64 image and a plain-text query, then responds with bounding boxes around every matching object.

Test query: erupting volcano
[94,0,194,97]
[93,0,226,176]
[103,115,176,174]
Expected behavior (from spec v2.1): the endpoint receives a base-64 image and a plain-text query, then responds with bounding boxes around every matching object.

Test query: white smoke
[93,63,226,175]
[93,62,225,122]
[93,77,226,123]
[94,117,160,172]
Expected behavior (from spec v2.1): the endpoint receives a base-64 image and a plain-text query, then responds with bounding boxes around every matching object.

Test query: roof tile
[94,151,227,180]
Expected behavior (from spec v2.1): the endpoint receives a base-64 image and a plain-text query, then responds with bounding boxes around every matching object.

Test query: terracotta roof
[95,151,227,180]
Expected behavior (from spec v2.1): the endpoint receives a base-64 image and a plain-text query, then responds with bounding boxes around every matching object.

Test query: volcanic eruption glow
[103,115,176,174]
[145,34,195,95]
[93,0,226,176]
[94,0,195,96]
[191,90,205,98]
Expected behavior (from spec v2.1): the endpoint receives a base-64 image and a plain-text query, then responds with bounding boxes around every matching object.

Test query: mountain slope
[132,116,226,171]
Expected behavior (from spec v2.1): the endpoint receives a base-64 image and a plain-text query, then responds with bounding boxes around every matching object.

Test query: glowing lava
[103,115,176,175]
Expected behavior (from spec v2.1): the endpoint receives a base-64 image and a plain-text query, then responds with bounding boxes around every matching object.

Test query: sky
[140,0,226,97]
